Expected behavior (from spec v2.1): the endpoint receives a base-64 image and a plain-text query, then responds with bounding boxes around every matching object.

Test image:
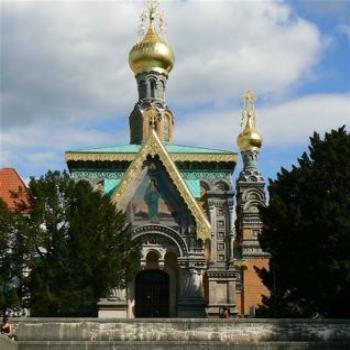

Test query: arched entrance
[135,269,170,317]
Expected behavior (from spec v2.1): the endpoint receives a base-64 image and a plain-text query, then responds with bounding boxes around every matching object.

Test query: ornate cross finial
[240,89,257,131]
[241,89,256,113]
[138,0,167,38]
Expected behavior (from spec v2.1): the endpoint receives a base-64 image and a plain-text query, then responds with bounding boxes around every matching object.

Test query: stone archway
[129,225,185,318]
[125,225,207,318]
[135,269,170,318]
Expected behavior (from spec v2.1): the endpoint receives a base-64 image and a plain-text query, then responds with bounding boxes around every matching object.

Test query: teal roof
[76,144,140,153]
[167,144,233,154]
[104,179,120,196]
[73,143,234,154]
[185,179,201,198]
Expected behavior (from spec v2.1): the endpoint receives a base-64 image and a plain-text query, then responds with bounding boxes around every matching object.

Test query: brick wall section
[235,291,243,315]
[243,258,269,315]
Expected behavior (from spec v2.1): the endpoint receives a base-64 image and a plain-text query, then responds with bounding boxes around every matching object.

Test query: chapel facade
[65,1,269,318]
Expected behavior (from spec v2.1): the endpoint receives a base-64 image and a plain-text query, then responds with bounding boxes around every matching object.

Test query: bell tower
[128,1,175,144]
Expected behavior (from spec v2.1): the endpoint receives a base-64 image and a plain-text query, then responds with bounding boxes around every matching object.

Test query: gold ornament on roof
[138,0,166,38]
[237,90,263,151]
[144,104,161,129]
[129,0,174,75]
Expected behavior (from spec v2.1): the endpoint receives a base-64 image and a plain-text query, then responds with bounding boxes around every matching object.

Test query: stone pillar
[206,184,238,317]
[206,270,237,318]
[209,204,217,263]
[177,265,206,317]
[98,288,128,318]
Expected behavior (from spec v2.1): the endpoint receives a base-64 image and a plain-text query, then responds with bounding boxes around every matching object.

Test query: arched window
[150,80,156,98]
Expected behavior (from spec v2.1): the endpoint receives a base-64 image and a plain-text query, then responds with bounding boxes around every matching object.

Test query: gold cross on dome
[241,89,257,113]
[138,0,166,37]
[241,89,256,104]
[147,0,158,21]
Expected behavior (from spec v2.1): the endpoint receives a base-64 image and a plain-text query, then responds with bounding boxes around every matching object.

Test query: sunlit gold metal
[138,0,166,38]
[144,104,161,128]
[129,0,174,75]
[65,152,237,164]
[237,89,263,151]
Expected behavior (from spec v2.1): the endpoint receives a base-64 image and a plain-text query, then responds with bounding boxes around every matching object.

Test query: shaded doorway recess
[135,269,170,317]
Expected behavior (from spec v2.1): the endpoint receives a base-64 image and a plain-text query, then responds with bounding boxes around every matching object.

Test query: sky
[1,0,349,185]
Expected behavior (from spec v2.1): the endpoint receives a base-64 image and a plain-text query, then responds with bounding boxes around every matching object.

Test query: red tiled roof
[0,168,30,212]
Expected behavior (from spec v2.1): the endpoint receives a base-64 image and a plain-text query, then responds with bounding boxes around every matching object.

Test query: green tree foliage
[0,170,140,316]
[0,199,25,315]
[258,127,350,318]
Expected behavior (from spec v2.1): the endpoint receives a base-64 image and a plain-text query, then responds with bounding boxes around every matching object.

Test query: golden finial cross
[240,89,257,131]
[138,0,166,38]
[241,89,256,112]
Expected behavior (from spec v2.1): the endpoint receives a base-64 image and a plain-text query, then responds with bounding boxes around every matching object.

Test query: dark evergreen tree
[22,171,140,316]
[258,126,350,318]
[0,199,25,315]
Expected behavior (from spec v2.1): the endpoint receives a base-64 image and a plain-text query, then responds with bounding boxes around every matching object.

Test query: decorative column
[206,183,238,317]
[177,258,207,317]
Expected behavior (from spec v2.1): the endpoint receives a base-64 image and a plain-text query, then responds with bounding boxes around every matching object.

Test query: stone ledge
[0,335,18,350]
[13,318,350,324]
[16,341,350,350]
[12,319,350,343]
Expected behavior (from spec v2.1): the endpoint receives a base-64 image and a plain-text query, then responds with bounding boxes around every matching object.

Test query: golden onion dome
[129,21,174,76]
[237,90,262,151]
[237,126,263,151]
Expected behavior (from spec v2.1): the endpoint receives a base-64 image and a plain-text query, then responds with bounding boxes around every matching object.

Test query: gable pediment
[111,129,211,240]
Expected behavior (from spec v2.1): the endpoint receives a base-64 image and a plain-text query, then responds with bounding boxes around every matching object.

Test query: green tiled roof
[76,144,140,153]
[167,144,233,154]
[73,143,234,154]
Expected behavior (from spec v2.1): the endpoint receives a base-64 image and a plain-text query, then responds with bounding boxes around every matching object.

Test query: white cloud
[1,121,128,174]
[166,1,323,104]
[1,0,323,129]
[1,0,344,178]
[175,93,350,149]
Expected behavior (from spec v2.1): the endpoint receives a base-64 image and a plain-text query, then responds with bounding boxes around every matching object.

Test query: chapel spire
[128,1,175,145]
[236,90,267,259]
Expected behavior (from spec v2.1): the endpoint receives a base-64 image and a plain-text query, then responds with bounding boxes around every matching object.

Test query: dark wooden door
[135,270,169,318]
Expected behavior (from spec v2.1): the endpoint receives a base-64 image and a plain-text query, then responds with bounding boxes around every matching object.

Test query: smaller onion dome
[237,123,263,151]
[129,20,174,76]
[237,90,262,151]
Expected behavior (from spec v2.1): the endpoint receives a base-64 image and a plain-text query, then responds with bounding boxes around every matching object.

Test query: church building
[65,2,269,318]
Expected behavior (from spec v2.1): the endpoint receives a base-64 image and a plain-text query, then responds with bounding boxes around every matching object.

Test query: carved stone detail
[180,268,203,299]
[133,225,189,257]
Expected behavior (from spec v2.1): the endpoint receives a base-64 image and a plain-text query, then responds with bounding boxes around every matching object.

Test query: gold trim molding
[65,152,237,164]
[110,129,211,241]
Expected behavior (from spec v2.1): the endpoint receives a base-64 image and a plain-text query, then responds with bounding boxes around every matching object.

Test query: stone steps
[16,341,350,350]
